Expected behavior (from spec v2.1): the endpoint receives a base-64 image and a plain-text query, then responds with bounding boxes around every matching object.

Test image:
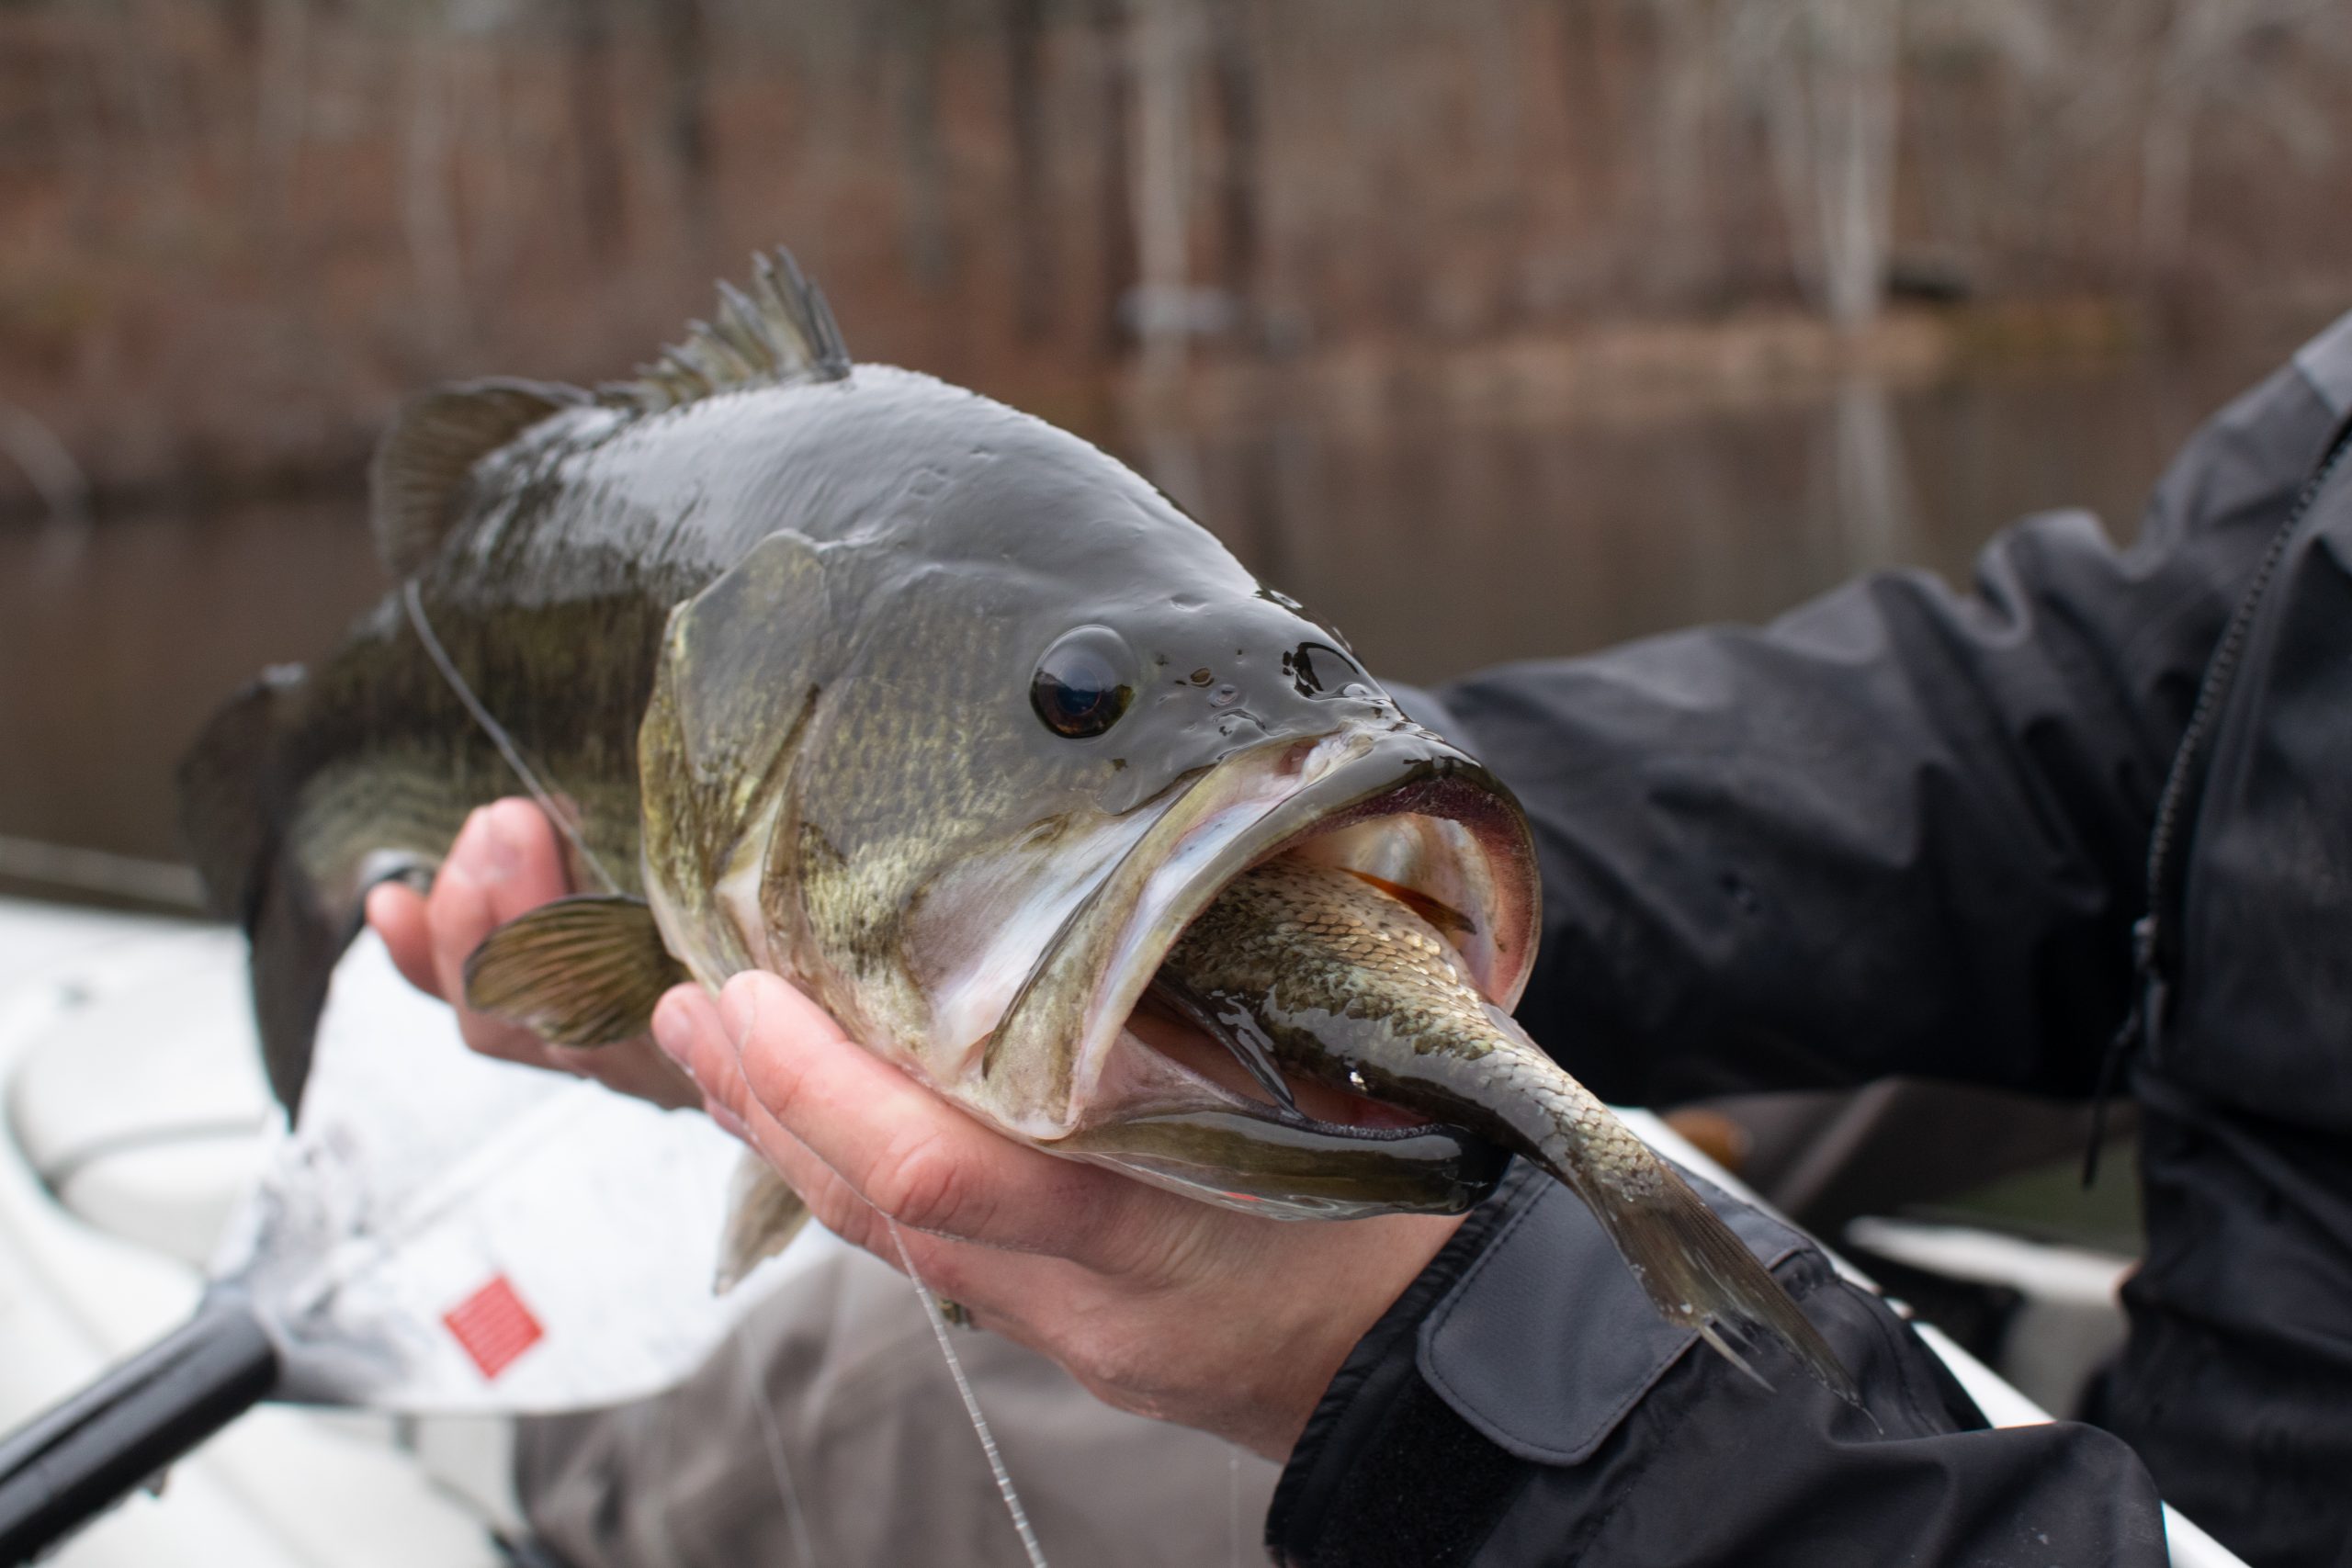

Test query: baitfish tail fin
[716,1153,811,1292]
[1581,1161,1860,1407]
[463,895,687,1047]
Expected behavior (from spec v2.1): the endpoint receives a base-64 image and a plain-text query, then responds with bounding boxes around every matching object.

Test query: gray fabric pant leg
[515,1234,1280,1568]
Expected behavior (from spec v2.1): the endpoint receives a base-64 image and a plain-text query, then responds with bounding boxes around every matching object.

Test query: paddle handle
[0,1291,277,1562]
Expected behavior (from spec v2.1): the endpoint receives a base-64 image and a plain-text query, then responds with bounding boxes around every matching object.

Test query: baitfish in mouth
[1154,855,1858,1402]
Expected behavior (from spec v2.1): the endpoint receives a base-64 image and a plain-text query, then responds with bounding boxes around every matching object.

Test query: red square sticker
[442,1274,545,1381]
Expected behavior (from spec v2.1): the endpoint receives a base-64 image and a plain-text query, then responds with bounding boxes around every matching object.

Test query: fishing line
[730,1311,825,1568]
[1227,1446,1242,1568]
[887,1219,1050,1568]
[401,581,620,895]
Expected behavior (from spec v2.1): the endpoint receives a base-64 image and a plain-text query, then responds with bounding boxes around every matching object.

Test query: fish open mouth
[985,722,1540,1214]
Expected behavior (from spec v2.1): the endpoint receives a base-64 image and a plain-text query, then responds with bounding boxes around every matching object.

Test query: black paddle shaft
[0,1290,278,1562]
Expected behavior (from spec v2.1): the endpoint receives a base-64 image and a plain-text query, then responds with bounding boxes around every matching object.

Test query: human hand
[365,798,701,1111]
[651,971,1466,1461]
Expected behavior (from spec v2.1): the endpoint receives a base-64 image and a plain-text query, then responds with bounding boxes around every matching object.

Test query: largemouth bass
[182,250,1849,1397]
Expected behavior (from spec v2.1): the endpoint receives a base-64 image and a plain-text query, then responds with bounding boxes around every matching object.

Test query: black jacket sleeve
[1267,1165,2168,1568]
[1412,356,2343,1105]
[1278,351,2352,1568]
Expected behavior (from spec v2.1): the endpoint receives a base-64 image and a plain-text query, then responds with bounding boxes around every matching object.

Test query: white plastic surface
[9,942,274,1267]
[217,931,789,1414]
[0,899,503,1567]
[1846,1214,2132,1416]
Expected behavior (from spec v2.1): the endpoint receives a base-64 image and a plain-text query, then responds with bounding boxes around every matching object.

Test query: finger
[672,971,1180,1274]
[366,881,440,998]
[427,803,572,1069]
[653,992,1080,1327]
[472,797,574,921]
[550,1036,705,1111]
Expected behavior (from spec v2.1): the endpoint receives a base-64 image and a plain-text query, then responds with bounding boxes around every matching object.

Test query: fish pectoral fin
[716,1154,811,1293]
[461,894,687,1047]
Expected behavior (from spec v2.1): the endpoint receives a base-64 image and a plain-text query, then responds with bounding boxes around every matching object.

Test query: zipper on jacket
[2082,415,2352,1185]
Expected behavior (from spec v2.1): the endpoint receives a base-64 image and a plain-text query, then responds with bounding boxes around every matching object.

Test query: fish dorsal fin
[610,248,851,415]
[368,378,587,576]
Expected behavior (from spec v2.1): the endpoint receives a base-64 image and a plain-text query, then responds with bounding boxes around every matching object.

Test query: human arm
[655,964,2172,1568]
[1426,355,2347,1105]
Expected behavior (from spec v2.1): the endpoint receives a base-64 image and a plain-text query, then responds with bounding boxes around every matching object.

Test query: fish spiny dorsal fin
[609,247,851,415]
[369,378,588,577]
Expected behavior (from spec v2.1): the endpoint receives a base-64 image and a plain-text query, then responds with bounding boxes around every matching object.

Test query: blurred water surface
[0,353,2279,873]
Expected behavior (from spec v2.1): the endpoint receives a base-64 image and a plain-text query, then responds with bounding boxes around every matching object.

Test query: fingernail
[718,975,761,1049]
[481,805,524,882]
[652,993,704,1079]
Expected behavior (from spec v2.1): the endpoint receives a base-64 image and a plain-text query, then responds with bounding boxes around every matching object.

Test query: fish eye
[1031,626,1136,739]
[1285,640,1360,698]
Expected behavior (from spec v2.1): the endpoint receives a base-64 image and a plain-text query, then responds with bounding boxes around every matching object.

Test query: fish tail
[1577,1154,1860,1407]
[179,666,449,1111]
[180,666,341,1110]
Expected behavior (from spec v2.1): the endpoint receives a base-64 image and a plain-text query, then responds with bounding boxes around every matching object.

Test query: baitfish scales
[181,248,1851,1399]
[1161,859,1843,1389]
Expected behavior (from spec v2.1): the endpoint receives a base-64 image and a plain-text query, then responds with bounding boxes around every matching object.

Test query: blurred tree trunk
[898,0,950,288]
[1093,0,1137,356]
[1556,0,1627,224]
[401,33,467,351]
[46,27,107,242]
[656,0,714,250]
[1735,0,1901,333]
[1646,0,1716,305]
[565,0,627,260]
[1207,0,1259,333]
[250,0,309,230]
[456,40,520,289]
[1129,0,1195,387]
[1002,0,1056,338]
[1813,0,1900,333]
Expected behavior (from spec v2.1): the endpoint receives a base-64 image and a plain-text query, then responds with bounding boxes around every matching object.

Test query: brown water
[0,355,2273,875]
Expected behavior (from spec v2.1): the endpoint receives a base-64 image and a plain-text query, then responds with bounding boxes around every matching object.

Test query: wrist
[1238,1211,1466,1462]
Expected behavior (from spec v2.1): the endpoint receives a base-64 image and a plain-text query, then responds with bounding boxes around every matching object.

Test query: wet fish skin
[186,251,1844,1389]
[1165,858,1859,1401]
[182,250,1533,1232]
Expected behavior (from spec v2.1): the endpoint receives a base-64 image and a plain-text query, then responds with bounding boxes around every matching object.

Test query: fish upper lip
[986,722,1539,1136]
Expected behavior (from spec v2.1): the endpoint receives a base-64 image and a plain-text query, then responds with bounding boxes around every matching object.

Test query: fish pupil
[1287,640,1359,698]
[1032,626,1136,739]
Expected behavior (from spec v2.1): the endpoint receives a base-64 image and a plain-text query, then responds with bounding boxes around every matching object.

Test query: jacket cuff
[1265,1165,1541,1567]
[1265,1157,1908,1568]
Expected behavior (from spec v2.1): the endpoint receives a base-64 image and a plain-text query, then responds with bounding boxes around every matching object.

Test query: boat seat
[6,933,274,1268]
